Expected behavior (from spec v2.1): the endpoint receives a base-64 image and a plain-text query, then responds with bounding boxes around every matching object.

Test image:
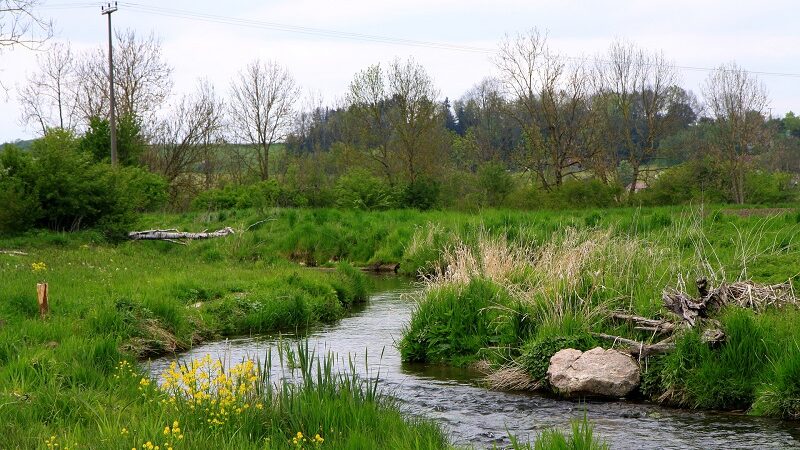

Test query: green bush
[334,168,397,210]
[636,159,728,205]
[478,162,514,207]
[0,130,137,238]
[548,179,621,209]
[744,170,797,204]
[402,176,440,210]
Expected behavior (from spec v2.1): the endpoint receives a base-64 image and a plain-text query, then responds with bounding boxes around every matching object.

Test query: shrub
[636,159,727,205]
[0,130,137,237]
[334,168,397,210]
[744,170,797,204]
[401,176,440,210]
[548,179,621,209]
[478,162,514,207]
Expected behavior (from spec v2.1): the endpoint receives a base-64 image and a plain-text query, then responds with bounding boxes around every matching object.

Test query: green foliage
[744,170,797,204]
[399,279,518,365]
[81,114,146,166]
[334,168,397,210]
[402,176,440,210]
[0,145,41,233]
[117,166,169,212]
[549,179,622,209]
[478,162,514,207]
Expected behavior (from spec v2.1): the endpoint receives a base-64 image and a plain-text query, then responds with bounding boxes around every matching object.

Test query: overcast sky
[1,0,798,142]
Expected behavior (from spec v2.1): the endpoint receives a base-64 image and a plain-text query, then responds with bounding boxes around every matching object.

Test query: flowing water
[148,278,800,449]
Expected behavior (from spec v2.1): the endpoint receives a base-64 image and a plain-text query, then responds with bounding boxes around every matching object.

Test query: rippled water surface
[149,278,800,449]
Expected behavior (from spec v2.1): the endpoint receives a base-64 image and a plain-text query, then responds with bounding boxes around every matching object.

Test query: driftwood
[592,333,676,357]
[362,262,400,273]
[609,312,678,335]
[662,278,798,326]
[128,227,235,244]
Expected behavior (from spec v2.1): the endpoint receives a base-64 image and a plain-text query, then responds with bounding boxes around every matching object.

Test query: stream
[148,277,800,449]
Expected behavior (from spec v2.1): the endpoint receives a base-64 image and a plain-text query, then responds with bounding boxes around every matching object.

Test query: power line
[38,1,800,79]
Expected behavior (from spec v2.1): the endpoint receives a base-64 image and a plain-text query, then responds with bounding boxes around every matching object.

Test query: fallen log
[609,312,678,335]
[591,333,675,357]
[362,262,400,273]
[128,227,235,243]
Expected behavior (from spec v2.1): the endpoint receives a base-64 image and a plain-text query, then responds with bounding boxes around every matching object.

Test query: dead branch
[0,250,28,256]
[609,312,678,335]
[128,227,235,242]
[663,278,798,326]
[591,332,676,357]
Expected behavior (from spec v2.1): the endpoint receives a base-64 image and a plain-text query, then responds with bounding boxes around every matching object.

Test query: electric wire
[37,1,800,79]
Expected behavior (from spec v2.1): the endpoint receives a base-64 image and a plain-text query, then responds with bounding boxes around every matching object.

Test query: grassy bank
[3,204,797,447]
[392,206,800,419]
[0,231,425,448]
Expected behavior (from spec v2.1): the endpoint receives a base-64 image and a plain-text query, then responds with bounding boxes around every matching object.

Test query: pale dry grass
[423,227,669,328]
[423,232,530,285]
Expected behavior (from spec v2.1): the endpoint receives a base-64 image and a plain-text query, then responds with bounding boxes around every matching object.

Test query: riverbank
[0,232,452,449]
[396,210,800,420]
[2,204,799,447]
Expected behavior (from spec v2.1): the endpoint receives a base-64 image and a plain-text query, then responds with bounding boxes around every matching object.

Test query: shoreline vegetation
[2,205,799,448]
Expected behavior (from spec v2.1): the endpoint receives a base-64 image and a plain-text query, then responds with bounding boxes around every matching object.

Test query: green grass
[3,203,800,448]
[0,232,407,448]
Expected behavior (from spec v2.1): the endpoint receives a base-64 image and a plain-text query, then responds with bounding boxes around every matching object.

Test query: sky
[1,0,799,142]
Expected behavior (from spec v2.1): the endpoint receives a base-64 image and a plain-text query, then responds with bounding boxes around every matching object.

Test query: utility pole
[102,2,119,166]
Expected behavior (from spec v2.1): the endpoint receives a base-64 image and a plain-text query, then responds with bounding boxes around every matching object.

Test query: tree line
[2,27,799,235]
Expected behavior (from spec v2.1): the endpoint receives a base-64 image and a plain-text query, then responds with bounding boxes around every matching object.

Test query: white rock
[546,347,640,398]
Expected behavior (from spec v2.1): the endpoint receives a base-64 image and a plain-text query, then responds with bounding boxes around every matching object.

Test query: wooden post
[37,283,48,318]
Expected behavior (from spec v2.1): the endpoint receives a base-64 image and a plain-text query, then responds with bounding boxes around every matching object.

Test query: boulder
[546,347,640,398]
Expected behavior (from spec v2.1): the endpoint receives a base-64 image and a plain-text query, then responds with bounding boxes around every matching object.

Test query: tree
[229,59,298,181]
[75,29,173,126]
[455,77,511,164]
[18,41,78,134]
[79,114,144,166]
[346,63,395,182]
[538,55,592,186]
[0,0,51,50]
[494,28,548,186]
[598,39,681,194]
[145,81,225,200]
[702,62,770,203]
[387,57,442,183]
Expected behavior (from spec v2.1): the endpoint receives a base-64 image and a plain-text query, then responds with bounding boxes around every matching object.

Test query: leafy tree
[80,114,145,166]
[478,162,514,206]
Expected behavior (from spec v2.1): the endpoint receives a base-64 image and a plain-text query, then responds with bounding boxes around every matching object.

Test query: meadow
[2,204,798,448]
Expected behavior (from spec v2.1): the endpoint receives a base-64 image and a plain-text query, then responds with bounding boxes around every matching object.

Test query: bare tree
[145,81,225,201]
[229,59,299,181]
[538,55,593,186]
[494,28,549,186]
[74,29,173,126]
[702,62,770,204]
[0,0,51,49]
[18,41,78,134]
[598,39,680,193]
